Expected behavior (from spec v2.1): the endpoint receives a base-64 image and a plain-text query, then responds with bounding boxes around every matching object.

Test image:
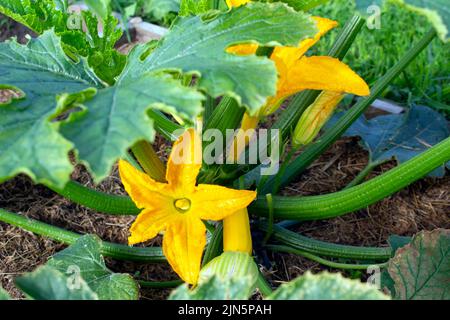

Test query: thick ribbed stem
[251,136,450,220]
[49,181,139,215]
[259,223,392,260]
[0,209,165,262]
[266,245,388,270]
[131,141,166,182]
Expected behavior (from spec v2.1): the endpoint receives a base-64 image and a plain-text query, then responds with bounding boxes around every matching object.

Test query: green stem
[148,110,183,141]
[265,28,437,192]
[345,160,385,189]
[138,279,183,288]
[0,209,165,262]
[259,223,392,260]
[256,272,273,297]
[49,181,139,216]
[123,151,143,171]
[204,96,244,135]
[203,96,216,125]
[131,141,166,182]
[266,245,388,270]
[262,194,274,245]
[202,223,224,266]
[251,136,450,220]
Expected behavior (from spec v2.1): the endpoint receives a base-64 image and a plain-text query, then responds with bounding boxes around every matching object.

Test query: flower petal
[191,184,257,221]
[226,0,250,8]
[269,55,370,107]
[118,159,172,209]
[163,217,207,285]
[272,16,338,67]
[166,128,202,194]
[128,208,175,245]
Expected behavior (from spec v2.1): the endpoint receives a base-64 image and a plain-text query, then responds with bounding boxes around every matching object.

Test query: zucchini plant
[0,0,448,300]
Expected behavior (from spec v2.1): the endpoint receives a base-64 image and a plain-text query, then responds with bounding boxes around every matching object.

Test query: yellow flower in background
[228,16,369,117]
[119,129,256,284]
[226,0,250,8]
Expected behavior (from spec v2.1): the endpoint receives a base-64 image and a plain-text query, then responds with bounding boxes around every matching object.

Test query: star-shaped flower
[119,129,256,284]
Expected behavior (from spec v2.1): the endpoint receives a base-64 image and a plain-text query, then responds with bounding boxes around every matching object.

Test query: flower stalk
[0,209,165,262]
[131,140,166,182]
[252,135,450,220]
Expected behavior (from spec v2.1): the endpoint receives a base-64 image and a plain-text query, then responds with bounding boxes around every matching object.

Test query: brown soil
[1,16,449,300]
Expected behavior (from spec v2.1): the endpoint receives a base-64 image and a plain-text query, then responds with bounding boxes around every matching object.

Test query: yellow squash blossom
[293,91,344,146]
[226,0,369,131]
[228,16,369,117]
[119,128,256,284]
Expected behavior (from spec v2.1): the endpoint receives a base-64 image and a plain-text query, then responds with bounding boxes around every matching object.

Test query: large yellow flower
[119,129,256,284]
[228,16,369,116]
[226,0,369,116]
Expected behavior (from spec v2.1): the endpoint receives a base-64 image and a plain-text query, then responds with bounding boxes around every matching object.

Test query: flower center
[174,198,191,213]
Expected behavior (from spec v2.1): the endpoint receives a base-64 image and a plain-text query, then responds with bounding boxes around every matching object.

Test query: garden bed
[0,0,449,301]
[1,91,448,298]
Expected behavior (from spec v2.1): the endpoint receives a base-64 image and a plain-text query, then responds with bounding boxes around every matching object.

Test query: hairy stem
[137,279,182,288]
[259,223,392,260]
[266,245,388,270]
[0,209,165,262]
[345,160,386,189]
[49,181,139,215]
[131,140,166,182]
[251,136,450,220]
[256,271,273,297]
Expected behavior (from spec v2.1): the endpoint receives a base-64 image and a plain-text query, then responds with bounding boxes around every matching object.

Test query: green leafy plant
[0,0,125,84]
[0,0,449,300]
[10,235,139,300]
[383,229,450,300]
[314,0,449,113]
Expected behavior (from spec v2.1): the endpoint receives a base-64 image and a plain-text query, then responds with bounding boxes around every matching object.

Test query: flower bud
[293,91,344,147]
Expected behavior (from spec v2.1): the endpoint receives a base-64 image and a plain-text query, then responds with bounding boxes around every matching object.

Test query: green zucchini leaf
[47,235,139,300]
[60,45,205,182]
[0,30,100,188]
[268,271,389,300]
[16,266,98,300]
[258,0,331,11]
[328,105,450,177]
[380,234,412,297]
[0,0,125,83]
[387,229,450,300]
[138,2,317,115]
